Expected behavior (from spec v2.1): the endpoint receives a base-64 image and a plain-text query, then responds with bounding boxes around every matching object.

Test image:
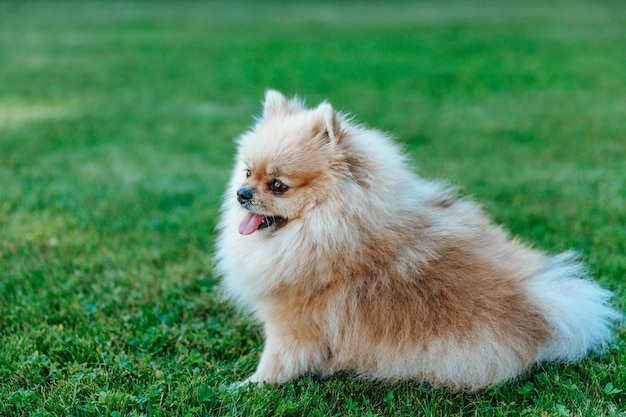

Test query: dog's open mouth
[238,212,287,235]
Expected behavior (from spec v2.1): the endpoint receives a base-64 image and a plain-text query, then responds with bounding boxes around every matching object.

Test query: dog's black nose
[237,187,254,205]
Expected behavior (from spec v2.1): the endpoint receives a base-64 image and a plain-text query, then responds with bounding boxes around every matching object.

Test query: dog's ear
[315,101,343,144]
[262,90,303,118]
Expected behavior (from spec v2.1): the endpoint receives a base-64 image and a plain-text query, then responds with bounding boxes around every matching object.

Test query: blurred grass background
[0,1,624,416]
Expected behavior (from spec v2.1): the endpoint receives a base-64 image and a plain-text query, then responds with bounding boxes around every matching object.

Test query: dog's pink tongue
[238,212,265,235]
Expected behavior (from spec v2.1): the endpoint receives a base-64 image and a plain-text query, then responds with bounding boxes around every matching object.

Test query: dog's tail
[525,252,622,363]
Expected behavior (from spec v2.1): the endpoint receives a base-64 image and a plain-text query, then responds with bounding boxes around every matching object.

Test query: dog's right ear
[262,90,290,118]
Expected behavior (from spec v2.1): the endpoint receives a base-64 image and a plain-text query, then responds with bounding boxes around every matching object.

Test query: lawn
[0,0,625,416]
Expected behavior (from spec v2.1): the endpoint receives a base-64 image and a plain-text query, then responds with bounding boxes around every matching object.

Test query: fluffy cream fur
[215,90,621,391]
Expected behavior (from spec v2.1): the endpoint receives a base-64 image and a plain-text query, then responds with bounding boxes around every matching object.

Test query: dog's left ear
[315,101,343,144]
[263,90,290,118]
[262,90,304,119]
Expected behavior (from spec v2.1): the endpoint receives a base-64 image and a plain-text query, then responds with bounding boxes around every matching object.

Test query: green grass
[1,1,625,415]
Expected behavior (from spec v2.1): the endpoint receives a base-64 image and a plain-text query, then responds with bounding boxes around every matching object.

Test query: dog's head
[234,90,347,235]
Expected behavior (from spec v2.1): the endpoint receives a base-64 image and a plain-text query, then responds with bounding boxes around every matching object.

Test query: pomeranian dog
[215,90,620,390]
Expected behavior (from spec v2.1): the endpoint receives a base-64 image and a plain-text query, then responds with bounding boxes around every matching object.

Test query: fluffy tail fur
[526,252,622,363]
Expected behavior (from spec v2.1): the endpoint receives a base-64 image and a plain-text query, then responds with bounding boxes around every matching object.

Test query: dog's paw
[227,380,248,391]
[226,374,259,391]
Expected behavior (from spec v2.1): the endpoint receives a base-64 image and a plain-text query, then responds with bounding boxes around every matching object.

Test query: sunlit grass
[0,100,78,131]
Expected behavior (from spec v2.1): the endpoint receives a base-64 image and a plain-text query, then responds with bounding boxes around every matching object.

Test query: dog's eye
[269,179,288,195]
[245,169,251,178]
